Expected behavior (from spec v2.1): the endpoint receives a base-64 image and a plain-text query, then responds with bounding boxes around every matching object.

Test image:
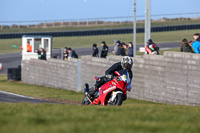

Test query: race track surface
[0,90,54,103]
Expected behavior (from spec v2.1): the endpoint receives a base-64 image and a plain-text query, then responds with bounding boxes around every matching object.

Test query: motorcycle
[82,70,131,106]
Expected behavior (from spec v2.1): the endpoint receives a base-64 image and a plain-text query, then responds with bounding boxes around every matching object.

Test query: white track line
[0,90,36,99]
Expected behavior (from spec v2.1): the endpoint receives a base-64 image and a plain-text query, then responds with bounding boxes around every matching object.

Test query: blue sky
[1,0,200,22]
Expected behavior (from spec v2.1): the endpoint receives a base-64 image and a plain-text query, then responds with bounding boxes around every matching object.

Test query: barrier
[22,52,200,106]
[1,24,200,39]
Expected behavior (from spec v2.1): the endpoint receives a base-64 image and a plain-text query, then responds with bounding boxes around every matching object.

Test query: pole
[145,0,151,47]
[133,0,136,57]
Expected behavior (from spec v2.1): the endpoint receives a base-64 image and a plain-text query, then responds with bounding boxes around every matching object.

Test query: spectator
[128,42,133,57]
[145,39,159,55]
[100,41,109,58]
[121,42,128,56]
[92,43,99,57]
[180,38,193,53]
[113,40,119,55]
[113,40,121,55]
[40,48,46,60]
[192,33,200,54]
[67,48,78,60]
[35,49,41,59]
[188,40,194,53]
[27,41,32,52]
[63,47,68,60]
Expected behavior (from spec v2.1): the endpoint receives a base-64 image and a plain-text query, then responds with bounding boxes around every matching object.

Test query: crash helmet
[121,56,133,70]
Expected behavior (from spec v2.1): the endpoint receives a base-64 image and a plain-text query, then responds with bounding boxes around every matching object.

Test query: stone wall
[22,52,200,106]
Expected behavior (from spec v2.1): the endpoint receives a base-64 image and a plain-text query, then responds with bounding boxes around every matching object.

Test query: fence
[0,12,200,29]
[1,24,200,39]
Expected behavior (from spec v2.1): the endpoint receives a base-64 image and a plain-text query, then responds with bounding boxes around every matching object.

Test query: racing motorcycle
[82,70,131,106]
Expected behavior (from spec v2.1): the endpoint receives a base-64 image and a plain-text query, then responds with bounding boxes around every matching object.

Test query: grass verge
[0,29,197,54]
[0,76,200,133]
[1,19,200,33]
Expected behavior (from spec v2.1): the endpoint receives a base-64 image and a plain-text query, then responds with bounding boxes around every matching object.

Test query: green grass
[1,19,200,33]
[0,29,197,54]
[0,76,200,133]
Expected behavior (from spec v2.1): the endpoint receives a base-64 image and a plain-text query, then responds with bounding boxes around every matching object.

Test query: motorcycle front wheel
[109,93,123,106]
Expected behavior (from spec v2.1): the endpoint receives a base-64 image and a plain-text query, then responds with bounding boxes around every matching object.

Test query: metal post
[145,0,151,47]
[133,0,136,57]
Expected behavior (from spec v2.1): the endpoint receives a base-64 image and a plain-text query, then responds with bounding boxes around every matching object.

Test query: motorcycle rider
[86,56,133,97]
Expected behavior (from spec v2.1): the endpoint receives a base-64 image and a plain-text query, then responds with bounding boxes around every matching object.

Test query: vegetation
[1,18,200,33]
[0,76,200,133]
[0,29,197,54]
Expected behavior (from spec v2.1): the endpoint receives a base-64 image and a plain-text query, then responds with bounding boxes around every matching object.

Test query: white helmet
[121,56,133,70]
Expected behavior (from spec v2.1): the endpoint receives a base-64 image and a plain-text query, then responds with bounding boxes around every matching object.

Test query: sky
[0,0,200,22]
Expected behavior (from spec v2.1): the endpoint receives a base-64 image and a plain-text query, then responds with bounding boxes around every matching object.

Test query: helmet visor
[124,63,132,70]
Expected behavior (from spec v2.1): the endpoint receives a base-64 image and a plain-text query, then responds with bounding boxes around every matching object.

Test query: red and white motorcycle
[82,70,131,106]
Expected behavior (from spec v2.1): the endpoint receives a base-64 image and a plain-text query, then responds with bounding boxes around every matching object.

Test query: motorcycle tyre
[81,96,90,105]
[112,93,123,106]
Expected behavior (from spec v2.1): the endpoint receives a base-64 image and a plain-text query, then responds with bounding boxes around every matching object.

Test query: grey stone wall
[22,52,200,106]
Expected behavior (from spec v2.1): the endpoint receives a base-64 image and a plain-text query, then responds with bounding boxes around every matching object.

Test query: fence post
[62,20,64,27]
[10,22,12,29]
[70,20,72,27]
[27,21,29,28]
[87,19,89,26]
[78,19,80,27]
[112,17,114,25]
[77,60,82,92]
[18,21,20,29]
[96,19,98,25]
[35,21,37,28]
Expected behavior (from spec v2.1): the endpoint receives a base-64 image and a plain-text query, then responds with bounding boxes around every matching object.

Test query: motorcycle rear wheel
[81,96,90,105]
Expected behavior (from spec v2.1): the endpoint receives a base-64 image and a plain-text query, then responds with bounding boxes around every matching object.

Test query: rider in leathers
[88,56,133,97]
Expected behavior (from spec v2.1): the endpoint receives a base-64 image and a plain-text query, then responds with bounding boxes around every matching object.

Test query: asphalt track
[0,90,54,103]
[0,41,180,74]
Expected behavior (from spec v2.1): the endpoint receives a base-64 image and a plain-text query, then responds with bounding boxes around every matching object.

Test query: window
[44,39,49,53]
[34,38,41,53]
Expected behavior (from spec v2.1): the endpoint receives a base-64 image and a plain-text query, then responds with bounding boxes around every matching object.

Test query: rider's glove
[105,74,112,79]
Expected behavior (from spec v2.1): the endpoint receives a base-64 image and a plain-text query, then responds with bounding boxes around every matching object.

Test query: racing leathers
[94,62,133,90]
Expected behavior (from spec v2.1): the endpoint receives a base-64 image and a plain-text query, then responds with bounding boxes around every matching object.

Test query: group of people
[92,41,109,58]
[63,47,78,60]
[92,40,134,58]
[35,48,47,60]
[180,33,200,53]
[112,40,134,57]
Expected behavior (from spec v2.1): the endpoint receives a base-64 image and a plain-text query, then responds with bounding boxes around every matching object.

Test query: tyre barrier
[1,24,200,39]
[7,66,21,81]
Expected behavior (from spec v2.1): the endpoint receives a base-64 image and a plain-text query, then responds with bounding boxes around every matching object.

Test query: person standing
[35,49,41,59]
[180,38,193,53]
[40,48,46,60]
[128,42,133,57]
[92,43,99,57]
[67,48,78,60]
[192,33,200,54]
[120,42,128,56]
[113,40,119,55]
[100,41,109,58]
